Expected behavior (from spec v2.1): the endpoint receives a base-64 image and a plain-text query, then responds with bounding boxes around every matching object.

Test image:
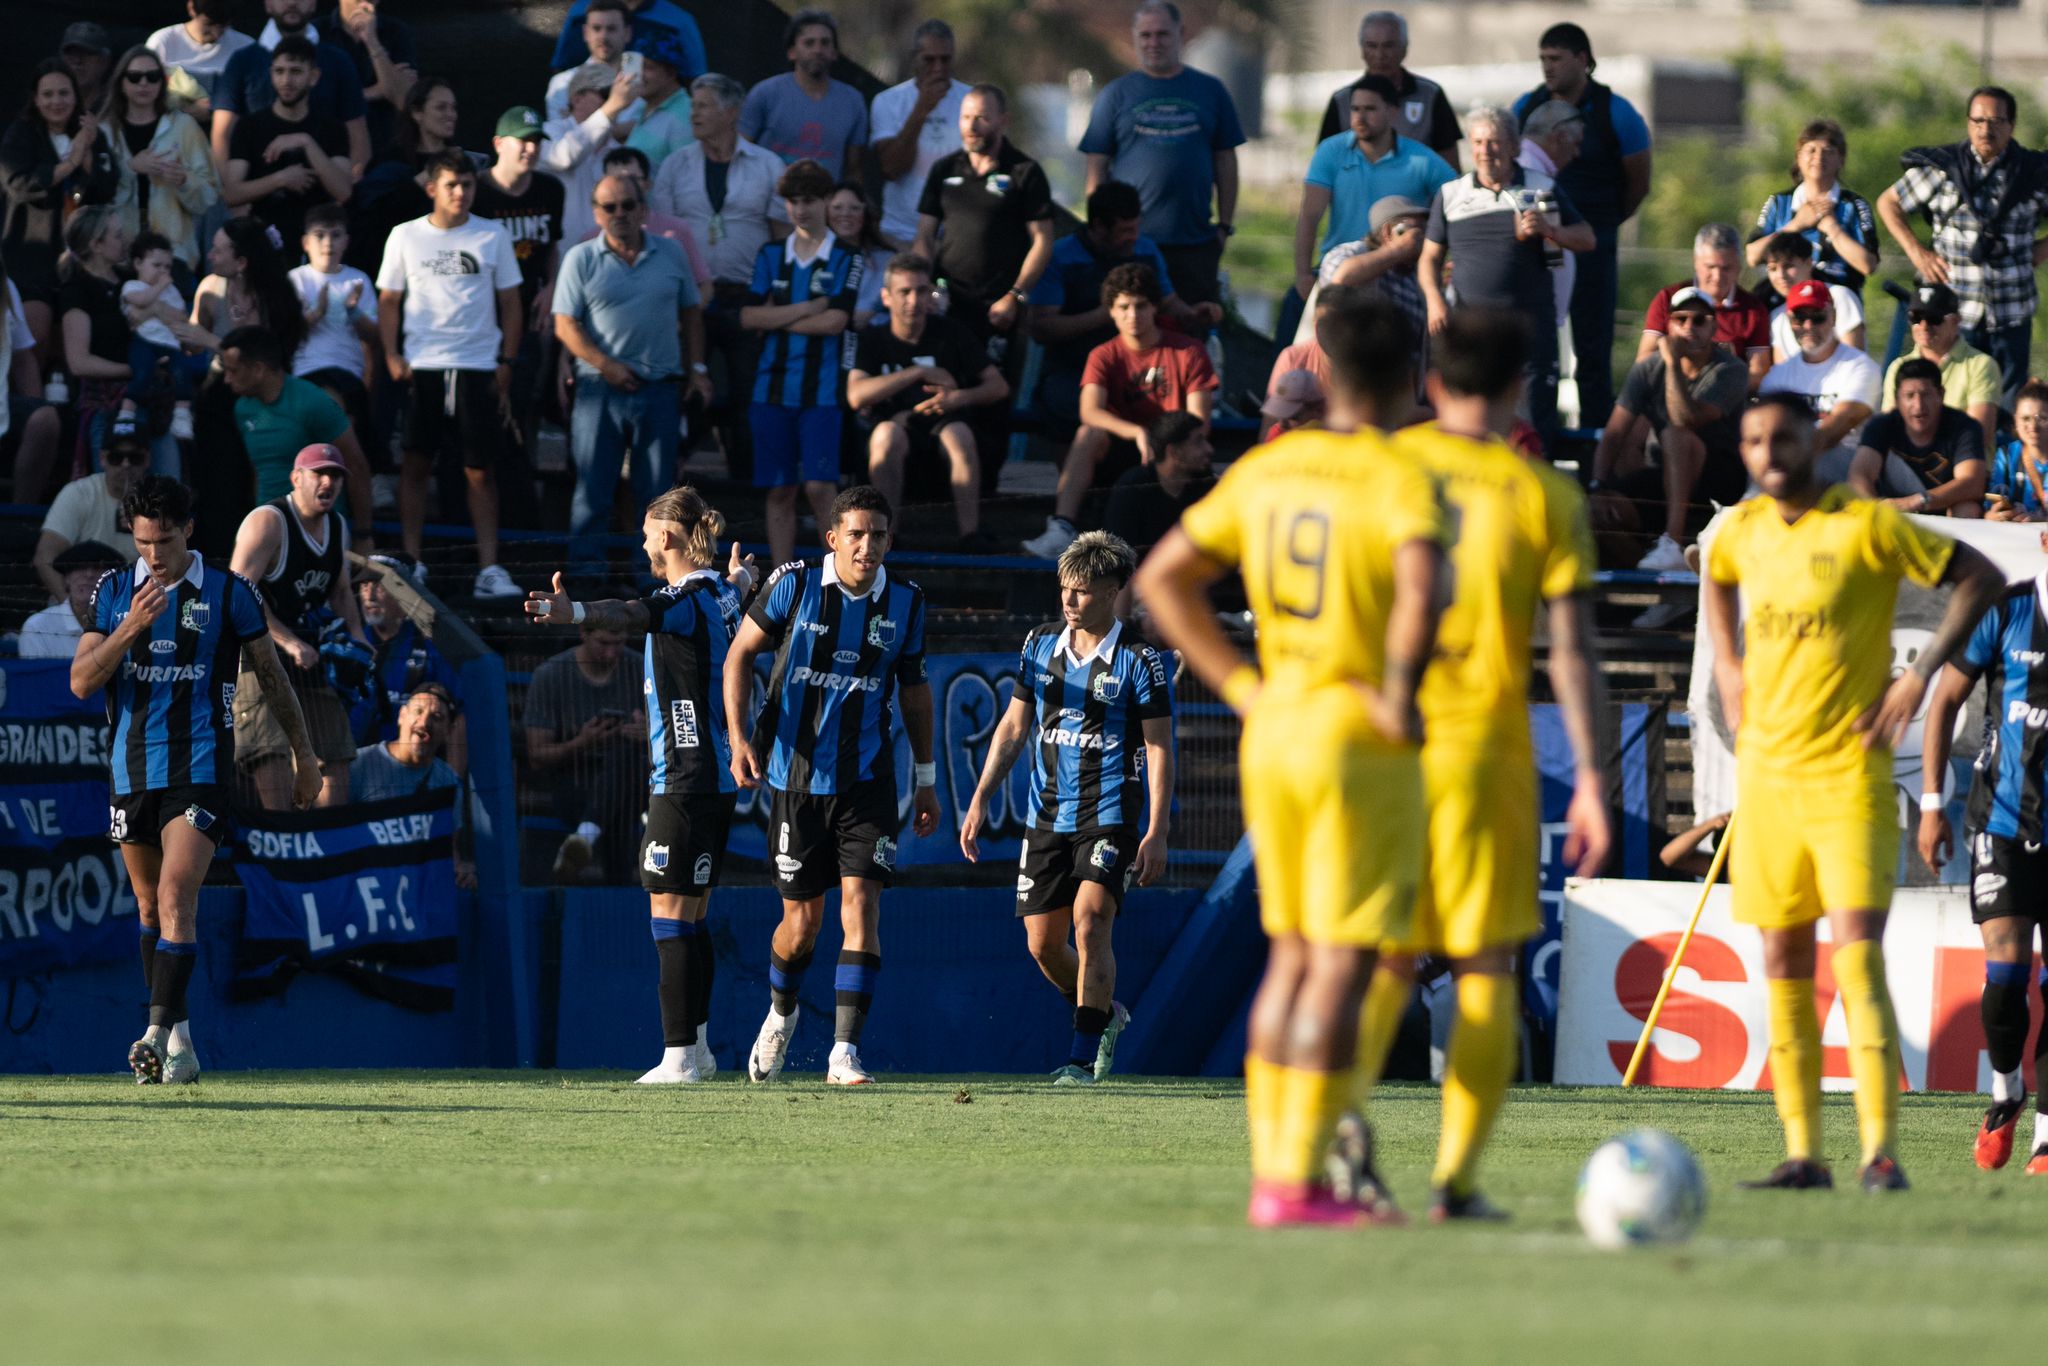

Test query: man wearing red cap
[229,443,371,808]
[1759,279,1882,480]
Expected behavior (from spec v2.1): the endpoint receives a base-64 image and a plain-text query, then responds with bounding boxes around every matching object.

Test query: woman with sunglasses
[0,58,116,356]
[102,45,219,288]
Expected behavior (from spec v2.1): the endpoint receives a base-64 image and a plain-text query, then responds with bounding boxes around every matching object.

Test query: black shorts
[768,778,900,900]
[402,368,503,469]
[1015,825,1139,917]
[1970,831,2048,924]
[641,792,737,894]
[109,784,232,849]
[879,411,973,464]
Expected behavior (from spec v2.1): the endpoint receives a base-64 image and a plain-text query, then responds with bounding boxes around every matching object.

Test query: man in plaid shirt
[1879,85,2048,400]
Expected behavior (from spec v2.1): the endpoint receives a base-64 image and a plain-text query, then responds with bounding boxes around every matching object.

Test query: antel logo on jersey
[670,699,700,749]
[833,649,861,665]
[789,666,882,692]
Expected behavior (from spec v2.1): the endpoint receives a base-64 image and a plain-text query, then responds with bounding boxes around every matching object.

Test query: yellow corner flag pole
[1621,810,1736,1089]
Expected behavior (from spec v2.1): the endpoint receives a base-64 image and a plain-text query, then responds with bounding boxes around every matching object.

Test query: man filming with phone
[523,618,649,883]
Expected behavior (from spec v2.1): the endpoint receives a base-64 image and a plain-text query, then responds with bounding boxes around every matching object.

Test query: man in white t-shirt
[376,151,525,600]
[1758,278,1881,482]
[31,435,145,601]
[146,0,256,116]
[18,539,124,658]
[868,20,969,250]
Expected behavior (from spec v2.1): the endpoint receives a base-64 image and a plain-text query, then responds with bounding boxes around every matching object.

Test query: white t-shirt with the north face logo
[375,215,521,372]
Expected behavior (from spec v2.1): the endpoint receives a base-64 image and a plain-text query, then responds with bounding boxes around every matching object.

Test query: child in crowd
[119,233,212,441]
[288,205,380,451]
[1761,232,1864,362]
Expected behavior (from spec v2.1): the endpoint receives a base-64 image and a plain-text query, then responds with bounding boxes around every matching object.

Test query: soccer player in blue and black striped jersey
[724,485,940,1085]
[739,157,864,569]
[68,476,320,1086]
[1921,557,2048,1172]
[525,486,757,1085]
[960,532,1175,1084]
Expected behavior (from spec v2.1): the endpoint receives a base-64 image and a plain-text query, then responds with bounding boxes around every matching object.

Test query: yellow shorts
[1730,767,1898,929]
[1385,742,1539,957]
[1241,686,1423,948]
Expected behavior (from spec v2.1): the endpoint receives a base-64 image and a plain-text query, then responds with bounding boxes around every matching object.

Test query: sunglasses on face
[103,445,150,466]
[1789,310,1829,323]
[123,69,165,84]
[595,199,641,213]
[1908,313,1944,325]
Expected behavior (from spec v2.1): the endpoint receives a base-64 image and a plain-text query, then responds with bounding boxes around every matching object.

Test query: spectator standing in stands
[1024,262,1217,558]
[103,45,220,287]
[1880,86,2048,399]
[1517,98,1583,346]
[212,0,370,180]
[148,1,258,119]
[1028,179,1218,436]
[847,252,1008,546]
[1514,23,1653,428]
[1745,118,1879,294]
[545,64,641,246]
[352,556,464,755]
[870,19,967,252]
[19,539,124,659]
[1851,356,1987,512]
[739,158,861,569]
[1637,224,1772,393]
[2,59,116,352]
[222,37,354,252]
[1758,279,1882,482]
[350,684,474,887]
[1758,232,1864,362]
[1081,2,1245,308]
[1419,106,1591,451]
[346,76,467,276]
[1316,11,1461,166]
[742,10,869,181]
[1103,410,1213,558]
[219,325,373,531]
[1293,75,1454,305]
[554,172,707,582]
[376,150,525,598]
[1590,289,1749,572]
[544,2,646,128]
[289,205,380,470]
[230,443,369,808]
[627,34,695,170]
[653,74,788,485]
[1881,281,2002,452]
[912,84,1054,350]
[32,430,141,601]
[321,0,418,153]
[59,24,113,115]
[828,181,892,328]
[551,0,706,83]
[474,105,566,434]
[588,148,710,287]
[525,620,649,883]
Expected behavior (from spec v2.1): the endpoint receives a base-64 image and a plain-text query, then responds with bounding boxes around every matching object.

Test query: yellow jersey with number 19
[1705,485,1953,782]
[1393,425,1596,752]
[1179,428,1445,696]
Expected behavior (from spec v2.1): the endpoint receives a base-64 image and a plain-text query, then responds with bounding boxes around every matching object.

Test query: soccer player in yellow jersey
[1338,308,1615,1221]
[1705,393,2002,1191]
[1136,296,1447,1228]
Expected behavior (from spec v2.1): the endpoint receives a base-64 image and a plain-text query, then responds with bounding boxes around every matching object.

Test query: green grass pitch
[2,1074,2038,1364]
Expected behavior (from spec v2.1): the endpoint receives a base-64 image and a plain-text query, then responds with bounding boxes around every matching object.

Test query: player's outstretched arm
[1369,537,1447,745]
[1916,662,1977,874]
[1132,529,1255,712]
[1859,541,2002,749]
[961,696,1031,861]
[1134,715,1174,886]
[724,615,773,789]
[1546,592,1614,877]
[246,634,321,809]
[900,681,941,837]
[523,572,651,634]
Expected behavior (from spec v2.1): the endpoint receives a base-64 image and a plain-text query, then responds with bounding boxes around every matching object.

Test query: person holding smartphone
[523,615,650,883]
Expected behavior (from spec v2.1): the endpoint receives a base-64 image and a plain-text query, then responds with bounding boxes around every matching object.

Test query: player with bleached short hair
[960,531,1175,1084]
[525,486,756,1084]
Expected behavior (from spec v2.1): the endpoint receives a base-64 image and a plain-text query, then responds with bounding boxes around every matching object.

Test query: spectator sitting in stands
[1757,279,1881,482]
[1637,223,1772,393]
[353,556,465,765]
[847,252,1008,547]
[626,33,695,169]
[1988,380,2048,521]
[1259,368,1324,443]
[1,59,116,357]
[524,620,649,884]
[118,232,214,442]
[1743,117,1879,294]
[1103,410,1214,559]
[1882,281,2002,454]
[18,538,122,658]
[827,181,893,329]
[1303,200,1428,385]
[1027,179,1219,436]
[58,23,113,126]
[545,62,642,246]
[4,266,63,506]
[350,683,475,889]
[1851,356,1986,514]
[1592,287,1751,574]
[147,1,257,122]
[1023,262,1217,559]
[1759,232,1863,363]
[31,423,143,603]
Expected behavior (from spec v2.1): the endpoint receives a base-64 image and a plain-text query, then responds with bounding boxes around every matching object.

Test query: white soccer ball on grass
[1575,1128,1706,1250]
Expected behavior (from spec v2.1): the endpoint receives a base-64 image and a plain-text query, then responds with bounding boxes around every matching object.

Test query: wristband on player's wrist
[914,761,937,789]
[1919,792,1945,813]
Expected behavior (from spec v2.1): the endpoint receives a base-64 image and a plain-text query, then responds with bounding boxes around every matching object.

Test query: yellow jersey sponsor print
[1179,428,1444,699]
[1395,425,1595,751]
[1706,485,1953,780]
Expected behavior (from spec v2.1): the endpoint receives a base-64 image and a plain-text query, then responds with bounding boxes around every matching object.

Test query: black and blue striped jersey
[91,554,268,796]
[747,235,862,408]
[1961,582,2048,843]
[746,558,927,796]
[1016,620,1173,832]
[637,571,740,797]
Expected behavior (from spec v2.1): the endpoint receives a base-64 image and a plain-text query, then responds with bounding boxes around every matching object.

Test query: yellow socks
[1249,1060,1352,1186]
[1831,939,1901,1166]
[1431,972,1519,1197]
[1244,1054,1281,1182]
[1350,965,1410,1110]
[1765,977,1824,1162]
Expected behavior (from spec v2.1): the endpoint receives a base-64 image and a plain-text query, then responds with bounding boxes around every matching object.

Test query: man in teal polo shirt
[1293,74,1455,302]
[220,325,372,544]
[553,171,709,582]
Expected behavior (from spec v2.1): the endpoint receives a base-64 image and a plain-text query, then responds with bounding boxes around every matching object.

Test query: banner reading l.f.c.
[0,659,134,978]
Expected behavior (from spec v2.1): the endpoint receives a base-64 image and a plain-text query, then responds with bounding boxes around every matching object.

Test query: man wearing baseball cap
[18,540,123,659]
[475,107,566,329]
[59,22,112,109]
[1882,281,2002,452]
[229,442,371,809]
[1759,278,1882,478]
